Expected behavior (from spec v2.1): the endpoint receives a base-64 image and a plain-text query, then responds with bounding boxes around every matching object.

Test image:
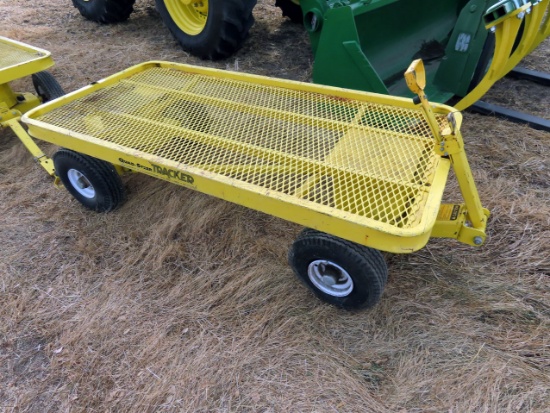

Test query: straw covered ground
[1,1,549,411]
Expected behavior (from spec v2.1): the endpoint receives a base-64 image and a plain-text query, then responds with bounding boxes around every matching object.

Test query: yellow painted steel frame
[406,60,489,247]
[0,36,54,111]
[526,0,550,55]
[0,37,54,84]
[2,118,56,175]
[503,0,550,72]
[0,36,58,176]
[22,61,488,253]
[455,1,549,110]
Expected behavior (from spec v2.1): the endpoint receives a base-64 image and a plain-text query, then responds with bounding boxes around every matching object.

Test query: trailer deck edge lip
[21,60,486,254]
[0,36,55,85]
[22,115,452,253]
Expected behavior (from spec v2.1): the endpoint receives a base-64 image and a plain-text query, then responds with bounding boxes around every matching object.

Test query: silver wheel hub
[67,168,95,199]
[307,260,353,297]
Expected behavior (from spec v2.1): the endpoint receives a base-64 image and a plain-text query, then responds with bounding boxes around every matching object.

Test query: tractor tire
[288,229,388,310]
[53,149,125,212]
[155,0,257,60]
[469,32,496,92]
[31,71,65,102]
[275,0,303,24]
[72,0,136,23]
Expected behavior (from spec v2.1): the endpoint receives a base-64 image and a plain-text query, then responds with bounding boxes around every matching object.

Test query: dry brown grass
[1,1,549,412]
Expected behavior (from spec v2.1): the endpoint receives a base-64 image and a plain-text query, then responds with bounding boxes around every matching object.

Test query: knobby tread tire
[289,229,388,310]
[155,0,257,60]
[31,71,65,102]
[294,229,388,283]
[275,0,303,24]
[72,0,136,24]
[53,149,125,213]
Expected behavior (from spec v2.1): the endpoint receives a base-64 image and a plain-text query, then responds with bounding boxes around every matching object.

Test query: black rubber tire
[275,0,303,24]
[31,71,65,102]
[71,0,135,23]
[288,229,388,310]
[468,32,495,92]
[53,149,125,212]
[155,0,257,60]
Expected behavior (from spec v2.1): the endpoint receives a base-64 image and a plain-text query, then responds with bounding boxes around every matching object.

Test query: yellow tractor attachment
[455,0,550,110]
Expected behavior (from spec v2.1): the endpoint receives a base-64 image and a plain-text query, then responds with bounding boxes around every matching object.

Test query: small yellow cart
[18,59,489,310]
[0,36,64,174]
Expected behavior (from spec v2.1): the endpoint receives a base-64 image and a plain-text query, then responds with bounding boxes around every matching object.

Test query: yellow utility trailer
[0,36,64,175]
[3,38,489,309]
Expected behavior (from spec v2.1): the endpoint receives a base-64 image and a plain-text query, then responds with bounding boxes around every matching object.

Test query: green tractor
[71,0,549,109]
[71,0,257,60]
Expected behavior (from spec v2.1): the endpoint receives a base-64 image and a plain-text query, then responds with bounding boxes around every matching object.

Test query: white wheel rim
[67,168,95,199]
[307,260,353,297]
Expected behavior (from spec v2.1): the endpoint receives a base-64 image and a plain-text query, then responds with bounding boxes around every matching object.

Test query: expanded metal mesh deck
[0,38,47,73]
[35,66,447,229]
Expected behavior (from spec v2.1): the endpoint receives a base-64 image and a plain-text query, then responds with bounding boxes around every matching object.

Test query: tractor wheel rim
[307,260,353,297]
[164,0,208,36]
[67,169,95,199]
